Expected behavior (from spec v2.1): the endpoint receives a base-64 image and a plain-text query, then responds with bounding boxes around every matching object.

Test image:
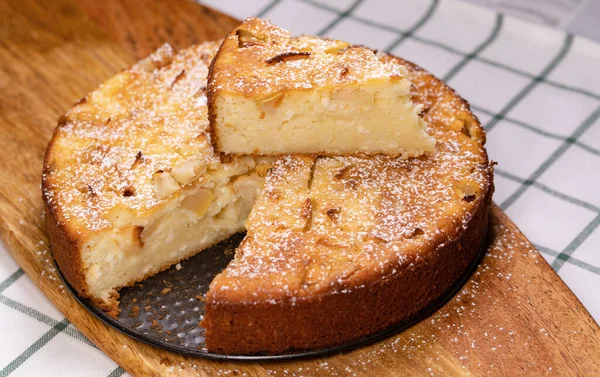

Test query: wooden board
[0,0,598,375]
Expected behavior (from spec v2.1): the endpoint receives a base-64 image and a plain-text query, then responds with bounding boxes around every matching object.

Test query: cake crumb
[128,305,140,318]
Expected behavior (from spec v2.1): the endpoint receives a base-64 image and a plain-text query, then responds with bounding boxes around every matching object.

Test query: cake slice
[207,18,435,157]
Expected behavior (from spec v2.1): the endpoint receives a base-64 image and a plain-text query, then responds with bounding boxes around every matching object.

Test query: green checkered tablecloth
[1,0,599,375]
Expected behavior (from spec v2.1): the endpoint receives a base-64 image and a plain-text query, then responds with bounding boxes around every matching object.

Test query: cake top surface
[43,42,254,235]
[208,54,492,304]
[44,39,491,306]
[208,18,407,98]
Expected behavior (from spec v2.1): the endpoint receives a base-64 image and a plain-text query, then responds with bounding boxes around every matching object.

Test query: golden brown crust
[45,131,123,316]
[43,120,90,300]
[207,37,227,159]
[208,18,401,98]
[44,188,88,297]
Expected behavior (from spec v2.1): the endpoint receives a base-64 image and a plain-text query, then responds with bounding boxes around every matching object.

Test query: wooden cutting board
[0,0,598,375]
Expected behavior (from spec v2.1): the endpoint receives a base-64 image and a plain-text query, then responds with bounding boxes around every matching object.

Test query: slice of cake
[207,18,435,157]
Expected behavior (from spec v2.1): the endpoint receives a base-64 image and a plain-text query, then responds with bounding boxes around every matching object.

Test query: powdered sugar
[43,42,252,236]
[210,54,492,303]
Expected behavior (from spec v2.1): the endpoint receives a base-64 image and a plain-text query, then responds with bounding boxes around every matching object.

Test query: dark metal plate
[58,226,488,361]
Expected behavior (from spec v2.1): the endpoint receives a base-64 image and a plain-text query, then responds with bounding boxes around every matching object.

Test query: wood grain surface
[0,0,598,375]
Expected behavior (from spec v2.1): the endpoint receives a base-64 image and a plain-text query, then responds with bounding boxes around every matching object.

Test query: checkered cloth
[1,0,599,375]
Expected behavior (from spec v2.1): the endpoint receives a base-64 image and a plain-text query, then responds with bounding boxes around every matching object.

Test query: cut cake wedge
[207,18,435,157]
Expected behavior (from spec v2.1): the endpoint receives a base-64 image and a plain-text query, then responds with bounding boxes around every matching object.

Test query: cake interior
[215,80,434,156]
[81,164,264,303]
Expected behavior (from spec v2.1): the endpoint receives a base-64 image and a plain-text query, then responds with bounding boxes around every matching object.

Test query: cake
[43,39,493,354]
[207,18,435,157]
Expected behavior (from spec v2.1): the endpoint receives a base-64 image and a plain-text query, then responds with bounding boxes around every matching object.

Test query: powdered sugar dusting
[42,42,254,238]
[210,54,493,303]
[44,39,491,303]
[211,18,408,97]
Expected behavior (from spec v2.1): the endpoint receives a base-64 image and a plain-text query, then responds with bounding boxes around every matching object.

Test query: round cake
[43,41,493,355]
